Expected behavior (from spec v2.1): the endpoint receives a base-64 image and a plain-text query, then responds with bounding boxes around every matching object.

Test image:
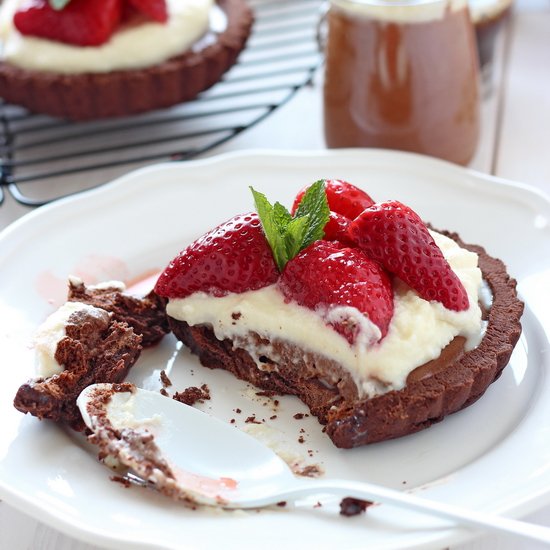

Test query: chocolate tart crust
[168,233,524,448]
[0,0,253,120]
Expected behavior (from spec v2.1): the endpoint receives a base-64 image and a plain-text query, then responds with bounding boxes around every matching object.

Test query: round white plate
[1,149,549,550]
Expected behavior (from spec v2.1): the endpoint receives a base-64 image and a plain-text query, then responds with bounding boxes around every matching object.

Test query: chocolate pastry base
[0,0,253,120]
[168,233,524,448]
[67,279,169,347]
[14,309,141,431]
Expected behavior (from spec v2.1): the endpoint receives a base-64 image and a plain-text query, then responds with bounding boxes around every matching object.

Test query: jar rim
[330,0,453,7]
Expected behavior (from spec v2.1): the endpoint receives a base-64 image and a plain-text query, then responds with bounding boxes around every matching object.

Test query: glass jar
[323,0,481,166]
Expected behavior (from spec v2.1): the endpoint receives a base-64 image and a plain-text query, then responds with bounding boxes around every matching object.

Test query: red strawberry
[14,0,122,47]
[279,241,393,344]
[126,0,168,22]
[348,201,469,311]
[154,213,279,299]
[291,179,375,219]
[323,211,356,246]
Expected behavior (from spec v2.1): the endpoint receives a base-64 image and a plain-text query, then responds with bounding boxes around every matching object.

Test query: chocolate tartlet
[0,0,253,120]
[168,233,523,448]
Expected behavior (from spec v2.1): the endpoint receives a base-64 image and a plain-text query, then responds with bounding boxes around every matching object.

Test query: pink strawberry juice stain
[171,465,238,501]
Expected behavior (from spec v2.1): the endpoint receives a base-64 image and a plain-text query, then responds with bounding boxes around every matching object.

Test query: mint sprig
[250,180,330,271]
[49,0,72,10]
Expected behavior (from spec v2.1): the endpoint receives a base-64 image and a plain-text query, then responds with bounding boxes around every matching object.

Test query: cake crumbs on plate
[110,475,131,488]
[173,384,210,406]
[339,497,373,517]
[293,464,323,478]
[159,370,172,387]
[245,415,262,424]
[159,388,169,397]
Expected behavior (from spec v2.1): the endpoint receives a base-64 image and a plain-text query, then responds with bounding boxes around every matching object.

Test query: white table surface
[1,0,550,548]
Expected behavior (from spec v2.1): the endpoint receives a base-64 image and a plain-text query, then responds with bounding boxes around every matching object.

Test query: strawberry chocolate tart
[0,0,253,120]
[154,180,523,448]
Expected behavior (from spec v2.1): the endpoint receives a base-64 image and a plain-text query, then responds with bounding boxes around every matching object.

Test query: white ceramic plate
[1,150,549,550]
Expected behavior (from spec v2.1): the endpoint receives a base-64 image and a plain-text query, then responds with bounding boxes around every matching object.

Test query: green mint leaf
[251,182,330,272]
[283,215,309,260]
[273,201,293,231]
[49,0,72,10]
[250,187,289,271]
[294,179,330,248]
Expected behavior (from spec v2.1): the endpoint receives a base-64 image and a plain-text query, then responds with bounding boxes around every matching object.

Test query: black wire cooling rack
[0,0,323,207]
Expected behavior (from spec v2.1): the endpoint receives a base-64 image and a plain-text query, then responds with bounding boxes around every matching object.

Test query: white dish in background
[0,149,549,550]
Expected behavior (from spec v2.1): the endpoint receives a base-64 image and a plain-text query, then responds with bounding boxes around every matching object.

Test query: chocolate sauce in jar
[323,0,481,165]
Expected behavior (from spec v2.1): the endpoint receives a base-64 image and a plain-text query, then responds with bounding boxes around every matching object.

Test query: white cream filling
[469,0,513,23]
[0,0,214,73]
[166,231,484,397]
[330,0,468,24]
[34,301,110,378]
[69,274,126,292]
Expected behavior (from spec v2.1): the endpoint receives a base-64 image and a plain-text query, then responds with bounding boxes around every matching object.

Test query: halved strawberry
[291,179,375,220]
[154,213,279,299]
[323,211,355,246]
[348,201,469,311]
[126,0,167,22]
[279,240,393,344]
[14,0,122,47]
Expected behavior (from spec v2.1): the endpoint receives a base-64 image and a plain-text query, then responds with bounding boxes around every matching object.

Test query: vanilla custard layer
[167,231,484,397]
[0,0,213,73]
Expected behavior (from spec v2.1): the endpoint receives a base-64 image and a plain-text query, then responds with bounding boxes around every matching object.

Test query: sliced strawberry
[323,211,356,246]
[154,213,279,299]
[279,241,393,344]
[14,0,122,47]
[127,0,168,22]
[292,179,375,219]
[348,200,469,311]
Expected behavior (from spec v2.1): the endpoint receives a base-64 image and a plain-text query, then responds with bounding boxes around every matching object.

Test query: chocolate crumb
[160,370,172,387]
[276,501,286,507]
[293,413,305,420]
[230,419,236,424]
[313,501,322,508]
[269,415,277,420]
[299,428,305,434]
[339,497,373,517]
[273,400,279,407]
[110,475,131,488]
[245,415,262,424]
[160,388,169,397]
[294,464,323,478]
[298,436,305,444]
[173,384,210,406]
[235,408,242,414]
[231,312,242,321]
